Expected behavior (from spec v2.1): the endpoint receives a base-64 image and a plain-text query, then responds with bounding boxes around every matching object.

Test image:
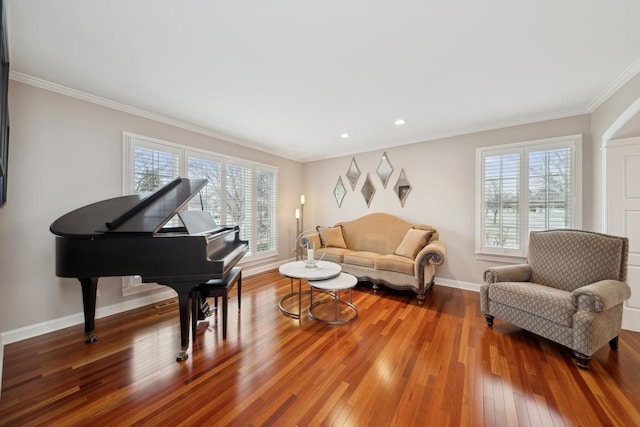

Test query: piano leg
[79,277,99,343]
[175,289,191,362]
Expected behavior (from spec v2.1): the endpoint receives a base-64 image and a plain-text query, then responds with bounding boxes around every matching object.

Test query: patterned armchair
[481,229,631,370]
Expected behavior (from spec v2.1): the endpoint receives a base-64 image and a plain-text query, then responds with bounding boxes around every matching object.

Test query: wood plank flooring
[1,270,640,426]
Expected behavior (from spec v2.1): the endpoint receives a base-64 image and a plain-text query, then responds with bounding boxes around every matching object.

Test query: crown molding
[588,55,640,112]
[8,71,301,162]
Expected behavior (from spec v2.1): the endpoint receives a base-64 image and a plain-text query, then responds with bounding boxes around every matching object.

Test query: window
[123,133,278,293]
[476,135,581,260]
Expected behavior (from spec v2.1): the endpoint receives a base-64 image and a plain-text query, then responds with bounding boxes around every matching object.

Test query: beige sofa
[305,213,446,304]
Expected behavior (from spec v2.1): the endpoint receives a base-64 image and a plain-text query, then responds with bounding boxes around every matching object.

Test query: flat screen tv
[0,0,9,207]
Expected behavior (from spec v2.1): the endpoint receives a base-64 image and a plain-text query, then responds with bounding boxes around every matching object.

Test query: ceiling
[6,1,640,162]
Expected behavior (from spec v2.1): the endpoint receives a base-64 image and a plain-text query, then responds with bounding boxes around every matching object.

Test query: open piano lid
[50,178,208,237]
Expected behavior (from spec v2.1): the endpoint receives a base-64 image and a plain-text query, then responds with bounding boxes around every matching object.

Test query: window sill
[475,253,526,264]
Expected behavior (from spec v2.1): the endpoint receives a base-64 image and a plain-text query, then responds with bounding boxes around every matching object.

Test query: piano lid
[50,178,208,238]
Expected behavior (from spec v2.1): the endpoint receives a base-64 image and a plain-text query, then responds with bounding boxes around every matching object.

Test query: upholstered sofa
[304,213,446,304]
[481,229,631,369]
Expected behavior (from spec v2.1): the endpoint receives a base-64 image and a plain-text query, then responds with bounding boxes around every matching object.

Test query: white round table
[278,261,342,325]
[308,273,358,325]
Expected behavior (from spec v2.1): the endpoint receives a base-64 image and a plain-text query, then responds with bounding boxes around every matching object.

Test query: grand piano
[50,177,249,361]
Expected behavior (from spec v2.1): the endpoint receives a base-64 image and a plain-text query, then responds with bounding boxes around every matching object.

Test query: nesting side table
[308,272,358,325]
[278,260,341,326]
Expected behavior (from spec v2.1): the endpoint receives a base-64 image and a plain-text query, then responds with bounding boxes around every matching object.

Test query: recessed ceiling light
[340,133,350,138]
[394,119,406,126]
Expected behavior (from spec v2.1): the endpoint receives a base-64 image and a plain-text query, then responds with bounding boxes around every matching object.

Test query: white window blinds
[477,135,581,259]
[124,132,278,264]
[187,154,223,222]
[256,167,277,254]
[483,151,521,250]
[132,144,180,195]
[225,162,253,251]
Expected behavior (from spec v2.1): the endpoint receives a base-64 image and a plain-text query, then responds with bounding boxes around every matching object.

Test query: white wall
[590,72,640,230]
[3,70,640,340]
[303,115,592,287]
[0,80,303,336]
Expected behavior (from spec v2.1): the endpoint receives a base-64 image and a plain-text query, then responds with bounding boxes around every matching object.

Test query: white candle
[307,248,314,263]
[295,208,300,219]
[300,194,305,205]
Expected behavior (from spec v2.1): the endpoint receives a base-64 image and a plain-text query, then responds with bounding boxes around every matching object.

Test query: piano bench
[191,267,242,341]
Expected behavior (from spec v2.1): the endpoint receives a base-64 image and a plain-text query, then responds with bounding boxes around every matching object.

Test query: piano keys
[50,177,249,361]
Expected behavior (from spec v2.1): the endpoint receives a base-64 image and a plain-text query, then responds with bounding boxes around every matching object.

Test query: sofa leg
[416,293,425,306]
[609,336,619,351]
[372,283,379,294]
[574,352,591,370]
[484,314,494,327]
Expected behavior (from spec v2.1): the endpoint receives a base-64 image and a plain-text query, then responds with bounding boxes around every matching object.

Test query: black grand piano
[50,177,248,361]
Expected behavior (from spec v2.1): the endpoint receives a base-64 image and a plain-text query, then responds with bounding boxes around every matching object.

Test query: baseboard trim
[435,277,481,292]
[623,306,640,332]
[0,260,287,346]
[1,289,178,346]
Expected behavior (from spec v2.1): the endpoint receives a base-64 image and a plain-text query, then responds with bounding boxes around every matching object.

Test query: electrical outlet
[97,289,101,297]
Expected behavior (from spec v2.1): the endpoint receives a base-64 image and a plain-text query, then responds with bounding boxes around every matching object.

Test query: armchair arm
[571,280,632,313]
[416,239,446,266]
[483,264,532,284]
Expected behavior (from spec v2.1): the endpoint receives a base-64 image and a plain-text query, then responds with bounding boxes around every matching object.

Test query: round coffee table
[308,273,358,325]
[278,260,341,325]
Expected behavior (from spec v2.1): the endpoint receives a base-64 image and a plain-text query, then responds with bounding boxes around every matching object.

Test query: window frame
[122,132,278,294]
[475,134,582,262]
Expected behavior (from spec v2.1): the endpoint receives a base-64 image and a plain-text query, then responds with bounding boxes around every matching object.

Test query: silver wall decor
[376,152,393,189]
[394,169,412,207]
[346,157,360,190]
[361,173,375,207]
[333,176,346,207]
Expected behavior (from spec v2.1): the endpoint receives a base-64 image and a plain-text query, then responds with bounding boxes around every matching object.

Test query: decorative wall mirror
[361,173,376,207]
[376,152,393,188]
[333,176,346,207]
[346,158,360,190]
[394,169,412,207]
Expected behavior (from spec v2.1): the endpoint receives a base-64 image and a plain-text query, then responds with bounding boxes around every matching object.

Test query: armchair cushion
[488,281,575,327]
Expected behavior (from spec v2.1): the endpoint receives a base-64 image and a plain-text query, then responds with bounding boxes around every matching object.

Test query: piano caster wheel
[85,333,98,344]
[176,350,189,362]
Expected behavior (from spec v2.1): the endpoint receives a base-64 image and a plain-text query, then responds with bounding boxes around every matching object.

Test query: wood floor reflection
[2,270,640,426]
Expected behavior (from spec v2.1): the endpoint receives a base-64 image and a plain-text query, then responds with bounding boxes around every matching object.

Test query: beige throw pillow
[394,228,430,259]
[317,226,348,248]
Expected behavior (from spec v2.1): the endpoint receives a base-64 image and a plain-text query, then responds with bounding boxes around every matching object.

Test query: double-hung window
[476,135,581,260]
[122,133,278,293]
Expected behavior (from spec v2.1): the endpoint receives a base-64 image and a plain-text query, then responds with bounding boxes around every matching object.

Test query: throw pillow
[317,225,347,248]
[394,228,430,259]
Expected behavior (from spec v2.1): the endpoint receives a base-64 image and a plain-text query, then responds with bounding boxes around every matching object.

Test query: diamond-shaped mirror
[346,158,360,190]
[333,176,346,207]
[394,169,412,207]
[361,173,375,207]
[376,152,393,189]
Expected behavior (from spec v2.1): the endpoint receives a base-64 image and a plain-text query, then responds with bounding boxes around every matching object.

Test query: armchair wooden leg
[609,336,619,351]
[484,314,494,327]
[574,352,591,370]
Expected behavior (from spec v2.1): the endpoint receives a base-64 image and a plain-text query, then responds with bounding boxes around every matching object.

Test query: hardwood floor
[1,270,640,426]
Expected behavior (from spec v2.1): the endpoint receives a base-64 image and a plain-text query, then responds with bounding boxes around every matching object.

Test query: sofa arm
[416,239,446,266]
[483,264,531,284]
[572,280,632,312]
